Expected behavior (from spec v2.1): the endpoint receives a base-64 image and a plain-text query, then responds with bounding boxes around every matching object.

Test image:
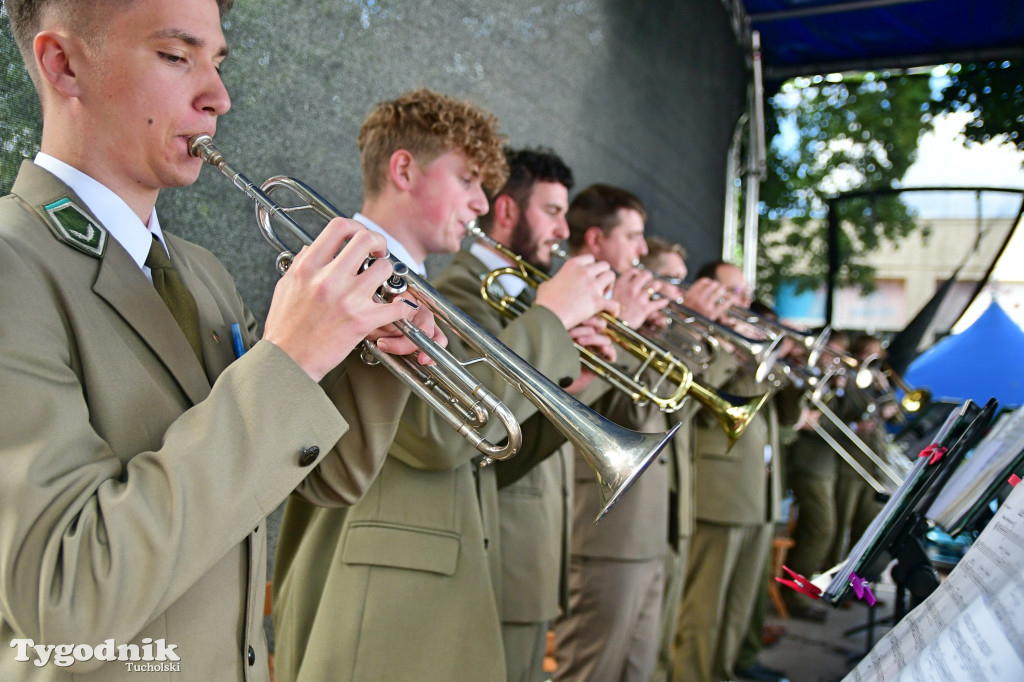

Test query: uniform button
[247,645,255,666]
[298,446,320,466]
[659,455,669,464]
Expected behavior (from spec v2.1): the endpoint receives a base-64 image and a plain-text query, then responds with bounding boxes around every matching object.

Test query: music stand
[813,399,998,659]
[927,405,1024,538]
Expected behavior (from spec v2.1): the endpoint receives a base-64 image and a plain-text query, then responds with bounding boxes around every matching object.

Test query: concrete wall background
[150,0,749,647]
[160,0,749,323]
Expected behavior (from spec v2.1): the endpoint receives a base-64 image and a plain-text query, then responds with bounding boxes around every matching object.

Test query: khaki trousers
[651,540,690,682]
[829,474,883,566]
[673,522,772,682]
[502,620,550,682]
[784,474,837,610]
[554,556,664,682]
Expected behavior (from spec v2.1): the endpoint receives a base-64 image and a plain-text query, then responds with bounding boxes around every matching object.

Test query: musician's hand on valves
[879,401,901,421]
[370,293,448,365]
[612,268,668,329]
[262,219,422,382]
[535,255,619,330]
[569,316,616,364]
[684,277,730,321]
[562,317,616,395]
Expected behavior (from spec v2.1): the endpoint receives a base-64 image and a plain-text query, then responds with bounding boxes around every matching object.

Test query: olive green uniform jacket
[272,249,580,682]
[0,162,409,681]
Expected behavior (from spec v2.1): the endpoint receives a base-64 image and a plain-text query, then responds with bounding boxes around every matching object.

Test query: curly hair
[641,235,687,269]
[478,146,574,232]
[358,88,508,198]
[8,0,233,89]
[566,183,646,251]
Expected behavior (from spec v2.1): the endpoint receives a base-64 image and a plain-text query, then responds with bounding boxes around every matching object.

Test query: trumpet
[465,224,769,443]
[881,361,931,416]
[725,305,832,368]
[815,346,878,390]
[629,263,783,383]
[190,134,678,521]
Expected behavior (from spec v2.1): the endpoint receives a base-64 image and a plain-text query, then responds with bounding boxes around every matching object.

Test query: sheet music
[927,408,1024,532]
[843,482,1024,682]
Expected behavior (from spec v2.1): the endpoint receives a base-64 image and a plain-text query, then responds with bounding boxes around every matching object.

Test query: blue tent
[904,301,1024,408]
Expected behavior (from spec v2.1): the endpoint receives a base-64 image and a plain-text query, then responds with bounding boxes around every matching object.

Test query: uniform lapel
[15,161,212,405]
[93,244,212,405]
[166,236,240,380]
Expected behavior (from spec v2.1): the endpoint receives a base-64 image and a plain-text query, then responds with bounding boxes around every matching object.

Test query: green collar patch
[43,197,108,258]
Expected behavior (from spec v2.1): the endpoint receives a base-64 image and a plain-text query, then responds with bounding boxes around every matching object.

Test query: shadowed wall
[157,0,748,322]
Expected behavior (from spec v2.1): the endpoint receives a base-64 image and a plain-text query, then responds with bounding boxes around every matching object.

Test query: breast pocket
[342,522,461,576]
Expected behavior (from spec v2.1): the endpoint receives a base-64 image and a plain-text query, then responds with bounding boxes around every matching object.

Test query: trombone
[190,134,678,521]
[770,359,904,493]
[465,224,769,443]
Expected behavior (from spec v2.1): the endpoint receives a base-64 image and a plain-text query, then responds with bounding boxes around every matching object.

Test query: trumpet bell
[589,422,682,523]
[901,388,931,413]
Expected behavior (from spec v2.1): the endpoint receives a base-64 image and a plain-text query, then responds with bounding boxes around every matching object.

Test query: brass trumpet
[466,224,769,443]
[881,361,931,416]
[190,134,678,520]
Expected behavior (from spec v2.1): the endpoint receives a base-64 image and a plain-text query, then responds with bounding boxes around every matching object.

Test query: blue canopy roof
[743,0,1024,82]
[904,301,1024,408]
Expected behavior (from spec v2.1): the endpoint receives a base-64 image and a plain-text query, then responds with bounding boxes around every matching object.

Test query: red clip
[918,443,948,465]
[1010,474,1021,488]
[775,565,822,600]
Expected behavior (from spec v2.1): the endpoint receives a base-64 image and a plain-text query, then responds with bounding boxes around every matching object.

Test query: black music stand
[822,399,998,657]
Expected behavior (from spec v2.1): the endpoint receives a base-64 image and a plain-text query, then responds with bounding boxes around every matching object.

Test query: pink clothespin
[849,572,877,606]
[918,443,948,465]
[1009,474,1021,488]
[776,565,822,600]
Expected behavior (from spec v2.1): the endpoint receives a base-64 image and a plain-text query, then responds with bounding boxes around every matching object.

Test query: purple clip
[849,573,877,607]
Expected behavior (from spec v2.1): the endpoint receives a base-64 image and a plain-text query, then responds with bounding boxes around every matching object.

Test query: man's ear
[388,150,417,191]
[492,194,519,231]
[34,31,84,99]
[583,225,604,252]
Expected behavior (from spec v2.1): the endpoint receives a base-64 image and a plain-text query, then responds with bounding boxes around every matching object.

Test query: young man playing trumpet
[674,262,804,682]
[552,187,736,682]
[0,1,443,679]
[458,146,627,682]
[272,92,619,682]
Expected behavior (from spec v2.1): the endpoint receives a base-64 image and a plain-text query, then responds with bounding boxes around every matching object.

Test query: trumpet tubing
[470,225,767,443]
[190,134,676,521]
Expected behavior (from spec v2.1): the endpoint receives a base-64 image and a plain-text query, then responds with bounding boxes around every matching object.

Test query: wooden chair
[768,503,799,618]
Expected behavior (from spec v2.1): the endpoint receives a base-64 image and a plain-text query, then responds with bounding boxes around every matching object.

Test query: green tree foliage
[1,7,42,196]
[929,60,1023,152]
[756,72,934,302]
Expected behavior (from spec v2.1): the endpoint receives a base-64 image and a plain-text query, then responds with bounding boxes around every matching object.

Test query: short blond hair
[358,88,508,198]
[641,236,688,269]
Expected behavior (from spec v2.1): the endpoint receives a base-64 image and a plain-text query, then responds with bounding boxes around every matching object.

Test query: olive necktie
[146,236,205,367]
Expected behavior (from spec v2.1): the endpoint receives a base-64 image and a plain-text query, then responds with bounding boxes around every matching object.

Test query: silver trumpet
[190,134,678,520]
[629,264,783,383]
[725,305,832,368]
